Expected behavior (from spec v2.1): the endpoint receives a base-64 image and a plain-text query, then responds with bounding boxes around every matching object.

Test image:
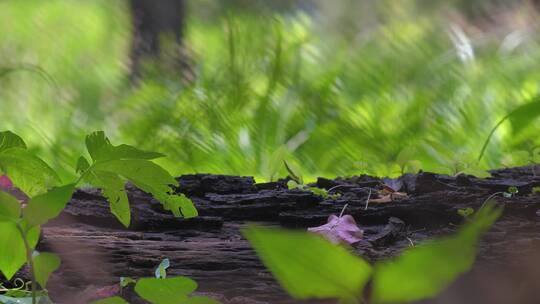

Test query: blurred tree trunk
[129,0,185,78]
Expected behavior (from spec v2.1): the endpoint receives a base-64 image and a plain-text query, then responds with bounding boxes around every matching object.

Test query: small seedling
[532,187,540,194]
[284,161,340,199]
[93,259,221,304]
[457,207,474,219]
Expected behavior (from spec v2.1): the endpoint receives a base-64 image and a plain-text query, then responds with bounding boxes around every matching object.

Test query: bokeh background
[1,0,540,181]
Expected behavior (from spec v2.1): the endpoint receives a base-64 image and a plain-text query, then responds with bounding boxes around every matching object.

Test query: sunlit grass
[1,1,540,182]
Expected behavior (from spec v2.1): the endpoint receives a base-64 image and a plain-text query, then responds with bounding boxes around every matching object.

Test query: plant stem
[16,223,37,304]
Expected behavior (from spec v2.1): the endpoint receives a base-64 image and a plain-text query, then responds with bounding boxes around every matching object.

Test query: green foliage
[0,221,27,280]
[244,204,501,303]
[243,226,372,302]
[532,187,540,194]
[285,162,339,199]
[371,204,501,303]
[77,131,197,227]
[91,297,129,304]
[0,130,202,304]
[23,184,75,228]
[134,277,197,304]
[32,252,61,288]
[457,207,474,218]
[0,191,21,221]
[478,98,540,162]
[0,131,27,151]
[0,147,59,197]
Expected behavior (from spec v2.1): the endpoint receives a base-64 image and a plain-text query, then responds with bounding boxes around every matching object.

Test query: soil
[7,165,540,303]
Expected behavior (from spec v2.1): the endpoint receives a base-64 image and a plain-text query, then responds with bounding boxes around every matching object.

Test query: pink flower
[308,214,364,245]
[0,175,13,190]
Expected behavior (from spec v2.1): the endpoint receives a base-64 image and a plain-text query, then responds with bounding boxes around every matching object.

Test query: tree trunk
[129,0,185,77]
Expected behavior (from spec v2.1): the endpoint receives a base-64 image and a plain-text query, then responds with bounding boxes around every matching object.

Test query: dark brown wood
[6,167,540,303]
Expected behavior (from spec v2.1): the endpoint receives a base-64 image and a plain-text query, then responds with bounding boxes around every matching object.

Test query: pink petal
[308,214,363,245]
[0,175,13,189]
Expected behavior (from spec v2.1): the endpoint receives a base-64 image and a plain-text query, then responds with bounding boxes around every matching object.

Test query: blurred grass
[1,0,540,182]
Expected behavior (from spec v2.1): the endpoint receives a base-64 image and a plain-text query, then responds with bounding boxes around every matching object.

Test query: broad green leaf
[85,131,164,162]
[85,171,131,227]
[183,296,221,304]
[86,131,111,162]
[25,224,41,249]
[371,204,502,304]
[33,252,61,288]
[76,156,90,174]
[134,277,197,304]
[243,225,372,302]
[23,184,75,228]
[0,148,59,196]
[508,98,540,135]
[94,159,177,190]
[478,97,540,162]
[0,131,26,152]
[93,159,196,218]
[90,297,129,304]
[0,221,26,279]
[0,191,21,221]
[153,192,198,218]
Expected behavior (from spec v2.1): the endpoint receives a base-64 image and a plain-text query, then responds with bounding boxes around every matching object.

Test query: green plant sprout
[479,186,518,210]
[244,204,502,304]
[93,259,221,304]
[0,130,199,304]
[284,161,340,199]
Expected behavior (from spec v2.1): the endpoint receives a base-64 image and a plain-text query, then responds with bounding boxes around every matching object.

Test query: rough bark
[5,166,540,303]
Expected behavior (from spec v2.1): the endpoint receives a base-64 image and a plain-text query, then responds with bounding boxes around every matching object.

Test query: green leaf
[25,224,41,249]
[85,171,131,227]
[508,186,519,195]
[371,204,502,303]
[120,276,136,288]
[0,191,21,221]
[93,159,196,218]
[0,131,26,152]
[90,297,129,304]
[243,225,372,302]
[287,180,299,190]
[134,277,197,304]
[86,131,111,162]
[183,296,222,304]
[33,252,61,288]
[86,131,164,162]
[76,156,90,174]
[307,187,329,199]
[0,221,26,280]
[508,98,540,135]
[23,184,75,228]
[478,97,540,162]
[0,148,59,196]
[94,159,177,189]
[154,192,198,218]
[457,207,474,218]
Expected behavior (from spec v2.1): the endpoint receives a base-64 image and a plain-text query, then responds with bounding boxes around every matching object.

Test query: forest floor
[25,166,540,303]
